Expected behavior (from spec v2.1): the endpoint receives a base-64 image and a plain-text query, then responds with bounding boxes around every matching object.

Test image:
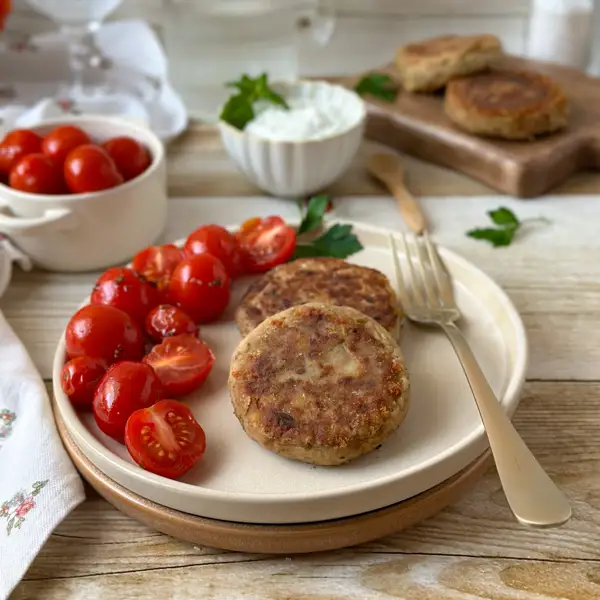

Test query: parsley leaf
[297,195,330,234]
[488,207,519,227]
[466,227,516,247]
[466,206,549,248]
[292,195,363,260]
[220,72,289,130]
[354,73,398,102]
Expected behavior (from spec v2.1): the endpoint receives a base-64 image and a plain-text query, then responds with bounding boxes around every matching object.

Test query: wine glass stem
[59,22,101,94]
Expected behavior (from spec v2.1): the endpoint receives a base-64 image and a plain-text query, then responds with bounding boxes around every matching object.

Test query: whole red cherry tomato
[235,216,296,272]
[168,254,230,323]
[143,333,215,397]
[42,125,91,166]
[93,361,163,441]
[60,356,107,409]
[125,399,206,479]
[65,304,144,365]
[102,136,151,181]
[145,304,197,343]
[131,244,184,292]
[91,267,159,324]
[64,144,123,193]
[184,224,243,278]
[0,129,43,176]
[9,153,65,194]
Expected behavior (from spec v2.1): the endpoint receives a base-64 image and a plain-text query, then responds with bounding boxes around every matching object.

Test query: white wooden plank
[332,0,530,16]
[297,15,528,78]
[1,194,598,382]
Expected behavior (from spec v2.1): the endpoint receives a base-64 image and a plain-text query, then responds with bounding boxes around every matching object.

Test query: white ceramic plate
[53,222,528,525]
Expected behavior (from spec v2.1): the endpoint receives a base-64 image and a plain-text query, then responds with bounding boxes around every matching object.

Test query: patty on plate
[228,302,410,466]
[235,257,401,338]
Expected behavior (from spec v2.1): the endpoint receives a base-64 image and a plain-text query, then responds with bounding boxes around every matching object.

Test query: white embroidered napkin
[0,243,85,600]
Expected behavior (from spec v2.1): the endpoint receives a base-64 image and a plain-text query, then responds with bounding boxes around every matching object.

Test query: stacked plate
[52,222,528,551]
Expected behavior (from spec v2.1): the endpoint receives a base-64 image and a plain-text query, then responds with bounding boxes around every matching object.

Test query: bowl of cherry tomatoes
[0,115,167,272]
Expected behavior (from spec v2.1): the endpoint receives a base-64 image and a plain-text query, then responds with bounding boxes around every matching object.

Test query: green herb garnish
[466,207,549,247]
[219,73,289,130]
[354,73,398,102]
[293,195,363,260]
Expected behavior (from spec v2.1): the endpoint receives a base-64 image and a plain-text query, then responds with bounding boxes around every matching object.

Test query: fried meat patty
[228,302,410,466]
[235,257,400,338]
[444,69,568,140]
[395,34,503,93]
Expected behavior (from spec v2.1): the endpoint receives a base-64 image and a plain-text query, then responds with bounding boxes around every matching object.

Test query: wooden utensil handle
[389,182,427,235]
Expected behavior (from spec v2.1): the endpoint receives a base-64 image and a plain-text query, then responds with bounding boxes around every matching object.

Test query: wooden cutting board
[336,55,600,198]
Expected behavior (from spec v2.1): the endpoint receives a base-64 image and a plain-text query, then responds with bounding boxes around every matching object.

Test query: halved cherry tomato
[0,0,11,31]
[235,216,296,272]
[131,244,184,292]
[64,144,123,193]
[42,125,91,166]
[91,267,159,324]
[0,128,42,176]
[145,304,197,343]
[9,153,66,194]
[102,136,151,181]
[143,333,215,397]
[125,399,206,479]
[93,361,163,441]
[168,254,230,323]
[65,304,145,365]
[60,356,107,409]
[183,224,243,278]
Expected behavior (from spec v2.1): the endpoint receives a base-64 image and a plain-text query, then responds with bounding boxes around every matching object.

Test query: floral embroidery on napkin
[1,480,48,536]
[0,408,16,443]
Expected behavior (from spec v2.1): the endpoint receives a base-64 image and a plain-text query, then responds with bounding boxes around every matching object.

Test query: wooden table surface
[6,122,600,599]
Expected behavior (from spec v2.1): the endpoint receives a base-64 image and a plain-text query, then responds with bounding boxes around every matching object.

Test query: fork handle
[441,322,571,527]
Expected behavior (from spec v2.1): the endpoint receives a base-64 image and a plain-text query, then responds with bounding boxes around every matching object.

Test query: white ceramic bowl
[218,80,366,198]
[0,115,167,272]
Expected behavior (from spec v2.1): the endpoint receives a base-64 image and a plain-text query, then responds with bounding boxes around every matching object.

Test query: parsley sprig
[292,195,363,260]
[466,207,550,247]
[219,73,289,130]
[354,73,399,103]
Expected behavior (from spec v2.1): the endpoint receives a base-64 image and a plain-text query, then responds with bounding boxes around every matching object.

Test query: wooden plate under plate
[55,406,492,554]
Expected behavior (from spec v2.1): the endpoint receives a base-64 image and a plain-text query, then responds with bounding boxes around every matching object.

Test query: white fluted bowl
[218,80,366,198]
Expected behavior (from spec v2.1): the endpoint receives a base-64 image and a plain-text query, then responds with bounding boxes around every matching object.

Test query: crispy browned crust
[395,34,503,93]
[228,303,410,466]
[235,257,400,338]
[444,69,568,140]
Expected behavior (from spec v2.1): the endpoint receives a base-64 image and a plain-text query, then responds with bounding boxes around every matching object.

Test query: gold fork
[390,231,571,528]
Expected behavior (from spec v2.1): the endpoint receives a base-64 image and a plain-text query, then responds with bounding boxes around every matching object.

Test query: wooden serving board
[54,404,492,554]
[337,55,600,198]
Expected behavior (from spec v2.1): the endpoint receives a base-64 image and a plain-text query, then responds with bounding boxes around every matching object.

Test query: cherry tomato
[168,254,230,323]
[0,0,11,31]
[145,304,197,343]
[102,136,151,181]
[91,267,159,324]
[65,304,145,365]
[42,125,91,166]
[143,333,215,397]
[60,356,107,409]
[184,224,243,278]
[9,153,66,194]
[93,361,163,441]
[0,129,42,176]
[235,216,296,272]
[64,144,124,194]
[131,244,184,292]
[125,399,206,479]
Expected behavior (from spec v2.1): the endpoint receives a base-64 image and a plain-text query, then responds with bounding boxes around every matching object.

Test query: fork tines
[389,231,455,314]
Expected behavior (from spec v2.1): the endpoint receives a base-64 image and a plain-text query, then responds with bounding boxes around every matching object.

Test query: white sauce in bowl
[244,81,365,142]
